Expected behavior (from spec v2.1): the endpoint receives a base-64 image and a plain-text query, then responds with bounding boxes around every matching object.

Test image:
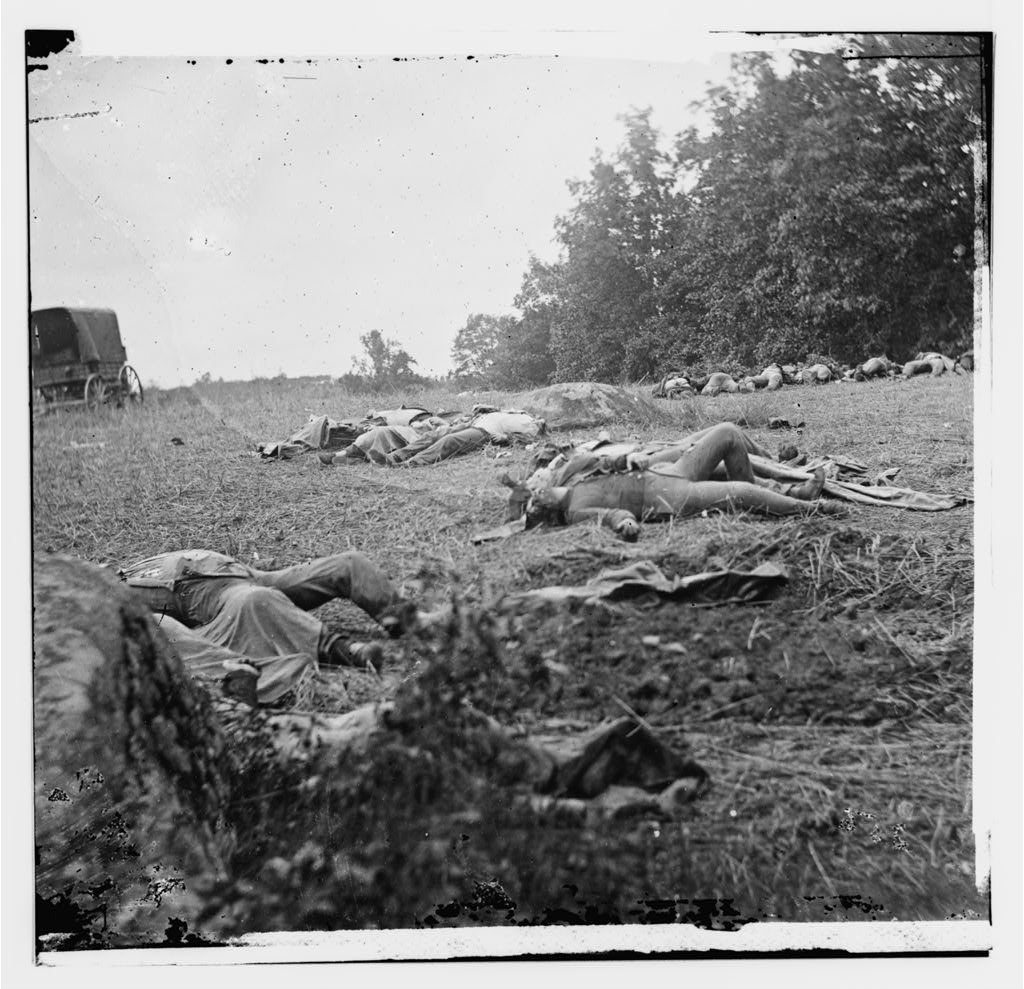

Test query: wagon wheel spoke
[84,374,108,410]
[119,365,144,405]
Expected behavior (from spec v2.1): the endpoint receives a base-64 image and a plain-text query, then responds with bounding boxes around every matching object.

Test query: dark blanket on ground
[511,560,789,607]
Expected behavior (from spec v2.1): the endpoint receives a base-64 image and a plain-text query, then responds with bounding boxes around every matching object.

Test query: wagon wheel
[84,374,108,410]
[118,364,144,405]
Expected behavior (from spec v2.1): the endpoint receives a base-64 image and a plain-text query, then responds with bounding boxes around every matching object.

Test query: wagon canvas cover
[32,307,126,367]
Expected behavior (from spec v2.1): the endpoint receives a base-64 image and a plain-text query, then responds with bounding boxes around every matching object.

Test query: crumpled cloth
[366,407,433,427]
[154,614,314,704]
[258,415,366,459]
[511,559,788,607]
[472,518,528,544]
[349,425,421,463]
[748,454,971,511]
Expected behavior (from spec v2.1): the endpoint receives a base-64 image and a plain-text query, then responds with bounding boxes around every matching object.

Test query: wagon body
[31,307,143,409]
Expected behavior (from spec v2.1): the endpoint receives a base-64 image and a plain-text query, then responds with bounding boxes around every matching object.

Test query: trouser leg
[250,552,399,620]
[155,612,312,705]
[384,430,445,465]
[397,427,490,467]
[674,423,757,482]
[198,584,326,659]
[537,718,707,799]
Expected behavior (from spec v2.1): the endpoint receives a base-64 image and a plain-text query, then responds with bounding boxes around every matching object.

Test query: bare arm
[564,506,641,540]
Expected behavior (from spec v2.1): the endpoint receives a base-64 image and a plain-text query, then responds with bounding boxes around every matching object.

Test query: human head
[500,473,532,522]
[523,486,567,529]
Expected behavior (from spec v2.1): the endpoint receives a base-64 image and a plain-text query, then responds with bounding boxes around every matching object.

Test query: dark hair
[504,483,531,522]
[528,442,569,472]
[524,498,566,530]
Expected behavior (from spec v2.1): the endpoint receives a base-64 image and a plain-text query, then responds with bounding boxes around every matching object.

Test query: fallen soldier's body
[115,553,709,807]
[744,364,784,390]
[121,550,422,703]
[798,363,834,384]
[257,415,369,460]
[258,408,457,460]
[495,422,969,541]
[700,372,740,396]
[320,410,545,468]
[519,423,838,540]
[263,700,709,810]
[844,356,899,381]
[651,373,693,399]
[903,352,963,377]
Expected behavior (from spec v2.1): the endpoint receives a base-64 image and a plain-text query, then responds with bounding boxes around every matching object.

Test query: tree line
[451,36,985,388]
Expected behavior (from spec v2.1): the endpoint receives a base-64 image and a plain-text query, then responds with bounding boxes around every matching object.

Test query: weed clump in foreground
[199,602,674,933]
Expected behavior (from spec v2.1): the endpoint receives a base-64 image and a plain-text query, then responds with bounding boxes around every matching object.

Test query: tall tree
[351,330,422,387]
[450,313,507,384]
[548,108,677,381]
[505,256,558,387]
[511,37,983,378]
[450,302,555,390]
[670,44,981,365]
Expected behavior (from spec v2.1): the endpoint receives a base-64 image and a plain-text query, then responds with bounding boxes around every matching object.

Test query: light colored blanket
[748,454,971,511]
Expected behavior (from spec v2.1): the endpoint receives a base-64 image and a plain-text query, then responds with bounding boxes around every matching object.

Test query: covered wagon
[31,307,143,411]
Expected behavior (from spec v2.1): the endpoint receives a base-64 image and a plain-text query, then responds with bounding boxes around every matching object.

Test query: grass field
[31,373,984,935]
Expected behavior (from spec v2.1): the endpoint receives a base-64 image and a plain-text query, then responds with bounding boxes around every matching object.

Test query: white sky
[26,34,837,387]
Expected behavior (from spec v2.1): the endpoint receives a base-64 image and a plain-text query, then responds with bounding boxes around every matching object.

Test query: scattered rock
[34,556,230,945]
[513,382,672,430]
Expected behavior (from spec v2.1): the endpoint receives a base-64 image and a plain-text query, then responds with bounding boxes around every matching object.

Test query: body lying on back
[903,352,960,377]
[515,423,836,540]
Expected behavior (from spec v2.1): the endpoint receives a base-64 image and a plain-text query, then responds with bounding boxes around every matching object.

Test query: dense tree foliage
[449,262,557,389]
[453,37,984,384]
[343,329,424,390]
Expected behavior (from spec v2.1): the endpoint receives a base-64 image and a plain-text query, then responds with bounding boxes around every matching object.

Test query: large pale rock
[33,556,396,946]
[513,382,672,430]
[33,555,231,947]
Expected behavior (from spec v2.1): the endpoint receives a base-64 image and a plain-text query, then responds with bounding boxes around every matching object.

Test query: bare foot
[788,467,826,501]
[614,518,641,541]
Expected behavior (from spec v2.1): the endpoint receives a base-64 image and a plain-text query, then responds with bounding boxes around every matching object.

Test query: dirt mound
[513,381,671,430]
[34,555,230,949]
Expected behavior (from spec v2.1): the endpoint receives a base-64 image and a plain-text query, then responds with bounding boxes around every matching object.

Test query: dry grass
[31,372,981,932]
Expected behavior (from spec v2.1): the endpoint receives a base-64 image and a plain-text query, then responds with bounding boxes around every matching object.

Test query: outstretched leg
[668,422,759,482]
[644,476,837,518]
[250,552,399,620]
[389,426,490,467]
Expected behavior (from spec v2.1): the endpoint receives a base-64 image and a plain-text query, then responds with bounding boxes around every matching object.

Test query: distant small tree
[350,330,424,388]
[451,313,527,387]
[450,304,555,390]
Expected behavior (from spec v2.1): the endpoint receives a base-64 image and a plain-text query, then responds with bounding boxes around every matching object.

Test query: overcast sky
[26,38,778,387]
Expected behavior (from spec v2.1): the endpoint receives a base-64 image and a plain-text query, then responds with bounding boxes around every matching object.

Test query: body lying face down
[504,422,837,541]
